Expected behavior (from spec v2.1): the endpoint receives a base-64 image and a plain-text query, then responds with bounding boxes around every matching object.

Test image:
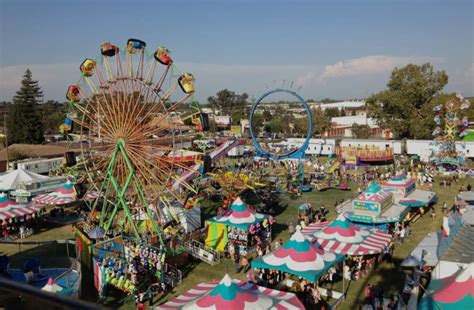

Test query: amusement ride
[64,39,206,242]
[431,93,470,168]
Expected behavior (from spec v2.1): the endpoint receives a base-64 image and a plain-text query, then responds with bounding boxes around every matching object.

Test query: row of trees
[6,64,470,145]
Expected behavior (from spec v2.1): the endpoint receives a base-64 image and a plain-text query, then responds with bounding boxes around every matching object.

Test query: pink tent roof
[355,182,392,203]
[382,174,415,188]
[302,215,392,255]
[207,197,268,229]
[0,193,43,221]
[420,263,474,309]
[156,274,304,309]
[32,181,76,205]
[251,229,343,282]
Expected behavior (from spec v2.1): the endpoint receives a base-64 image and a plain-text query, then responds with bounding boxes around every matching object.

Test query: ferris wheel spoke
[153,65,171,92]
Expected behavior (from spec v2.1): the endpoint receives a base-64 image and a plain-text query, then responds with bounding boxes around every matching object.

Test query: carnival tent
[41,277,70,295]
[205,197,270,251]
[251,229,343,283]
[156,274,304,310]
[32,181,77,205]
[0,168,50,192]
[419,263,474,310]
[0,193,43,221]
[302,214,392,255]
[206,197,268,230]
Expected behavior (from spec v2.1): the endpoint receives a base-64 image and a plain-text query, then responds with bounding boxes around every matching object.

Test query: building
[309,100,367,115]
[324,114,392,138]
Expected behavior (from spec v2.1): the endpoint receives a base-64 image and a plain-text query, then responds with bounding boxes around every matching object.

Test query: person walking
[399,226,406,244]
[240,255,249,273]
[233,254,240,273]
[19,225,25,239]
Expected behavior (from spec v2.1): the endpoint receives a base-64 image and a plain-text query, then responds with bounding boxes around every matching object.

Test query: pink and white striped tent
[32,181,77,205]
[0,193,43,221]
[156,274,304,309]
[302,214,392,255]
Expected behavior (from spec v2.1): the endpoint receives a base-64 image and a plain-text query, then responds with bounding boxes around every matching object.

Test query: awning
[398,189,436,208]
[401,232,441,266]
[0,193,44,221]
[302,215,392,255]
[458,191,474,202]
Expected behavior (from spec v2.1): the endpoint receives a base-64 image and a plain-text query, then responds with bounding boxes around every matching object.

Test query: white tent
[41,278,64,293]
[0,169,50,192]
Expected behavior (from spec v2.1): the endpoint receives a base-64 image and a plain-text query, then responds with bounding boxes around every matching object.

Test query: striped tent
[32,181,77,205]
[0,193,43,221]
[252,229,343,283]
[207,197,268,230]
[355,182,392,204]
[419,263,474,310]
[302,214,392,255]
[156,274,304,309]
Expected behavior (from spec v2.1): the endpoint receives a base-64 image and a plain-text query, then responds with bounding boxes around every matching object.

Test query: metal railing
[183,240,221,265]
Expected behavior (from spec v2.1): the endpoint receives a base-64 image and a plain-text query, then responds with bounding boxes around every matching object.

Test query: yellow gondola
[178,73,195,94]
[80,59,96,77]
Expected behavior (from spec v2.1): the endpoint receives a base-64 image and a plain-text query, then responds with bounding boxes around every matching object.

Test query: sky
[0,0,473,103]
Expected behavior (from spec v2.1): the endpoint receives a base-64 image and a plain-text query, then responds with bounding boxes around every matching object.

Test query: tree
[7,69,45,144]
[312,107,331,136]
[340,109,347,117]
[40,100,67,134]
[207,89,249,115]
[351,124,372,139]
[324,107,340,118]
[262,110,272,120]
[366,63,448,139]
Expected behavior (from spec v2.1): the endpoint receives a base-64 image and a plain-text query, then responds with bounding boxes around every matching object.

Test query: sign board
[353,200,381,213]
[215,116,231,126]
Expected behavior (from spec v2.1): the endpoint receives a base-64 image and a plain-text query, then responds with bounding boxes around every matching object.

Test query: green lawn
[3,174,471,309]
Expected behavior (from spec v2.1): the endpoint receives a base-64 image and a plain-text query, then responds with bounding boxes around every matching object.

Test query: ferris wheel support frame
[99,139,165,246]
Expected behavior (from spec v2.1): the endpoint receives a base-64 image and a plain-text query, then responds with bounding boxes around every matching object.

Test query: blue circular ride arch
[249,88,313,159]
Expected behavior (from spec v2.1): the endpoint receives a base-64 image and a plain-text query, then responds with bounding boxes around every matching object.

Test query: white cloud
[292,55,443,88]
[319,55,442,80]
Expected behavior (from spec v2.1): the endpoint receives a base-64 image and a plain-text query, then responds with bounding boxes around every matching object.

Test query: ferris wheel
[431,93,470,166]
[64,39,202,240]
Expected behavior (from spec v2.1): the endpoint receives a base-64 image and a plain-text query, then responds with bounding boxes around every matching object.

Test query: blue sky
[1,0,472,102]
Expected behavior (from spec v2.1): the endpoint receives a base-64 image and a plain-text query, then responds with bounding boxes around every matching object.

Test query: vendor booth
[205,197,272,255]
[382,174,436,212]
[339,182,409,230]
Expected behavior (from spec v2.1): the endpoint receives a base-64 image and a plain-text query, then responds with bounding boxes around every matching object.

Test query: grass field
[2,174,471,309]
